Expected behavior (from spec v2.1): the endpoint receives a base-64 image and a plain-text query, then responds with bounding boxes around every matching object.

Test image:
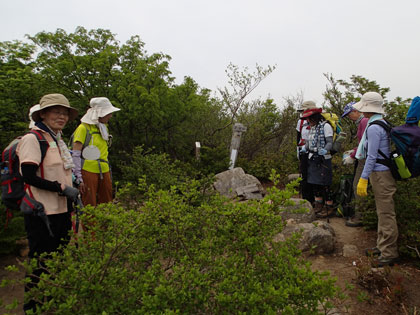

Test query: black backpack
[334,174,354,218]
[1,130,49,211]
[369,120,420,180]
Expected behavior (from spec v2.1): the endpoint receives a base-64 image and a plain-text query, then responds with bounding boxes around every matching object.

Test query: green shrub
[0,206,26,256]
[237,150,299,183]
[6,172,339,314]
[119,145,195,190]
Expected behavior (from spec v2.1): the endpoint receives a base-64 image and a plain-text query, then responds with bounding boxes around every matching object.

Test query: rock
[214,167,264,200]
[288,173,301,182]
[279,198,316,223]
[279,220,336,254]
[342,244,359,258]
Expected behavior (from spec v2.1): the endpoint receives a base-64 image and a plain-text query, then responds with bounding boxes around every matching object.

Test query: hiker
[296,100,317,203]
[28,104,40,128]
[354,91,398,267]
[341,102,369,227]
[300,107,334,218]
[71,97,120,207]
[17,93,80,312]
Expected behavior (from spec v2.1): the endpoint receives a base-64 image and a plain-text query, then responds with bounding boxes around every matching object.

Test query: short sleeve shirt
[16,127,72,215]
[73,123,110,173]
[296,119,311,146]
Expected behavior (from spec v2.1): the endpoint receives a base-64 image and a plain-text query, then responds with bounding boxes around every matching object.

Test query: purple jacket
[361,122,391,179]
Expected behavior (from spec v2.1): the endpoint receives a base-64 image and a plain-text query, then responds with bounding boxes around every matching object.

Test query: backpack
[1,130,49,212]
[69,124,110,177]
[321,112,345,155]
[369,120,420,180]
[334,174,354,218]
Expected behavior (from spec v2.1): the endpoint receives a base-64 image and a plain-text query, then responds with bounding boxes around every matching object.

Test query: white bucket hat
[28,104,40,128]
[298,100,317,112]
[81,97,120,124]
[353,92,384,114]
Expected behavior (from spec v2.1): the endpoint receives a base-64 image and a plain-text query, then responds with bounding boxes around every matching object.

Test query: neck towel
[35,121,75,170]
[355,114,383,160]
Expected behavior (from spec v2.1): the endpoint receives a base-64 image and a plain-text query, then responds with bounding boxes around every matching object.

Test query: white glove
[343,155,355,165]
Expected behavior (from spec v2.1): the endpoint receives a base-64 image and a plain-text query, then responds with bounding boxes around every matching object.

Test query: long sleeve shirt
[361,122,391,179]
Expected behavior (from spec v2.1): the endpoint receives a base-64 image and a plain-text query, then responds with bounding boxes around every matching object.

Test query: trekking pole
[74,195,84,234]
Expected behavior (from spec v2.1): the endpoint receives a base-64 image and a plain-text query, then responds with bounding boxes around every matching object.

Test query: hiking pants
[299,152,314,203]
[23,212,71,312]
[81,170,113,207]
[370,170,398,259]
[312,184,333,203]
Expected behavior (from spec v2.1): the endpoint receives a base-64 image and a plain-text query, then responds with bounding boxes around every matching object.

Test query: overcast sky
[1,0,419,107]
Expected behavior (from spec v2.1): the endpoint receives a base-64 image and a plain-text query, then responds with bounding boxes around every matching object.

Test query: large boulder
[279,198,316,223]
[276,220,336,254]
[213,167,265,200]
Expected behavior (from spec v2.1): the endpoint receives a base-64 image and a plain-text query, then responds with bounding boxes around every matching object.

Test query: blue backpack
[369,120,420,180]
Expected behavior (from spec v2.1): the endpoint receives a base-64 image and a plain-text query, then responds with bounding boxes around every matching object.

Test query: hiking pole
[74,195,84,234]
[37,207,54,238]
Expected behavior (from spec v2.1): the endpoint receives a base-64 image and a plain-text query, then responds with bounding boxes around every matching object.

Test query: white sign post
[229,123,247,169]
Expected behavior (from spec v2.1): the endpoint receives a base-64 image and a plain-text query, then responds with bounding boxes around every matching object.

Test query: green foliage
[237,150,298,183]
[0,206,26,255]
[0,41,40,149]
[119,145,193,191]
[7,174,338,314]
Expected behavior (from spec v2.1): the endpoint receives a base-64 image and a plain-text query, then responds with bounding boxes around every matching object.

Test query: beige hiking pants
[370,170,398,259]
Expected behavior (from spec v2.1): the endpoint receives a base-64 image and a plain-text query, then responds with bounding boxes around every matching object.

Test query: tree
[0,41,40,148]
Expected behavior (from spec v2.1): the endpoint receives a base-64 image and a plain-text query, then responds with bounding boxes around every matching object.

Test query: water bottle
[393,153,411,179]
[1,166,8,175]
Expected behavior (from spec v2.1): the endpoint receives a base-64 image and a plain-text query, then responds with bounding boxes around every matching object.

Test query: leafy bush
[119,146,196,190]
[5,173,339,314]
[237,150,299,183]
[0,206,26,255]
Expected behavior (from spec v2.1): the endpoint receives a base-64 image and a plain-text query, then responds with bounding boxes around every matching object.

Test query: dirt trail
[309,216,420,314]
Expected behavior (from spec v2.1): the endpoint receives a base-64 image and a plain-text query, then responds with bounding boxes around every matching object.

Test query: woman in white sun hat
[71,97,120,207]
[354,91,398,267]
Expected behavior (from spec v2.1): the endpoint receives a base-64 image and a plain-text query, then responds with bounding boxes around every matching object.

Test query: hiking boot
[371,255,399,267]
[316,204,335,218]
[345,217,363,227]
[313,201,324,214]
[365,247,381,257]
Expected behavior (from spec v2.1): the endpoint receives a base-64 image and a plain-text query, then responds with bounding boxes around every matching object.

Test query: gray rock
[278,220,336,254]
[279,198,316,223]
[288,173,301,182]
[214,167,264,199]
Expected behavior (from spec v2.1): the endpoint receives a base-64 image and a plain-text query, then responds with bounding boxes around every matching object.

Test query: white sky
[1,0,419,107]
